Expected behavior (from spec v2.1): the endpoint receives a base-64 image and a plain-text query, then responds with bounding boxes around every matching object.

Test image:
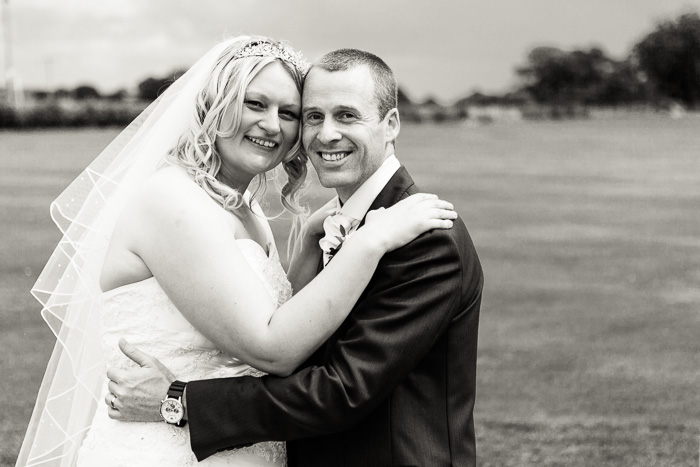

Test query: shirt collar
[337,155,401,220]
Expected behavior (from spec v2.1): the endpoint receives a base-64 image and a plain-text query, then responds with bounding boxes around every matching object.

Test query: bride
[16,36,456,466]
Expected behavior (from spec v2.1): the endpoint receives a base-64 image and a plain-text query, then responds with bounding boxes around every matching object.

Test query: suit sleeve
[187,225,482,461]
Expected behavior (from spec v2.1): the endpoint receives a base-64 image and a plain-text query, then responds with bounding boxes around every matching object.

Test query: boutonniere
[319,213,360,265]
[326,225,347,256]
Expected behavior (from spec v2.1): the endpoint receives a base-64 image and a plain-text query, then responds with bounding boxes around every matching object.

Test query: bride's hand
[358,193,458,253]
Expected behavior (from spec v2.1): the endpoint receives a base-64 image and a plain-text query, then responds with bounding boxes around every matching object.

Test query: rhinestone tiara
[233,40,310,75]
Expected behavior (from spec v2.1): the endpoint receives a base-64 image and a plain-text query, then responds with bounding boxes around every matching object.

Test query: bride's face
[216,61,301,188]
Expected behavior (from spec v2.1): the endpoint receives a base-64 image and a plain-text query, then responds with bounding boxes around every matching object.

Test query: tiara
[233,40,310,75]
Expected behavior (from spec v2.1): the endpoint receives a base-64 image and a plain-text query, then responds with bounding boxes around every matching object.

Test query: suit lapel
[308,166,416,365]
[359,166,416,227]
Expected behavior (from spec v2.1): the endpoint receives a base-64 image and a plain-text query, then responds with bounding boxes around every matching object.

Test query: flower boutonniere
[327,224,350,257]
[319,216,359,265]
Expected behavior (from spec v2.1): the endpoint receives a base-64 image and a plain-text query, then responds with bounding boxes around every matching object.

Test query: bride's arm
[286,224,322,295]
[130,177,454,377]
[286,198,336,294]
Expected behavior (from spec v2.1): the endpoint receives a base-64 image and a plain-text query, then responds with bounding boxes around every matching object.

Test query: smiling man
[302,60,397,202]
[113,49,483,467]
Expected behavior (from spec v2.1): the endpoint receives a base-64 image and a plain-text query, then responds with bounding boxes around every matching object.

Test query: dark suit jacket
[187,166,483,466]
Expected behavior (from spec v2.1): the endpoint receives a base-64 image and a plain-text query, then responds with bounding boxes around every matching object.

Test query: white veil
[15,38,240,467]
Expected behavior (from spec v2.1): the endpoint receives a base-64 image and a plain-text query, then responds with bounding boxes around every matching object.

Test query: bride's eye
[280,110,299,121]
[245,100,264,110]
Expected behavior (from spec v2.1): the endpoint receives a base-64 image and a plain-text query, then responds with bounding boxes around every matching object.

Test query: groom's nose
[316,119,342,144]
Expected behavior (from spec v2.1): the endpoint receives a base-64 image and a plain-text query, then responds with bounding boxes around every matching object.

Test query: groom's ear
[383,108,400,143]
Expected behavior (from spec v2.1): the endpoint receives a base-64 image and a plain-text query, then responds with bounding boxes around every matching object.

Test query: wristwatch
[159,380,187,427]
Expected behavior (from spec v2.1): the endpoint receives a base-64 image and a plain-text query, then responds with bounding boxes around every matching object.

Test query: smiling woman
[215,61,302,191]
[18,35,310,467]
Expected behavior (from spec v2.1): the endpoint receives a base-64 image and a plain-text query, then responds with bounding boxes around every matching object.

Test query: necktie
[319,212,360,267]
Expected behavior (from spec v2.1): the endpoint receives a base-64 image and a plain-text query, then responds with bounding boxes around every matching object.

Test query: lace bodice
[76,239,292,466]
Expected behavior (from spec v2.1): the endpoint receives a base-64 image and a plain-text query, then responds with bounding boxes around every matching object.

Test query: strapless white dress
[75,239,292,466]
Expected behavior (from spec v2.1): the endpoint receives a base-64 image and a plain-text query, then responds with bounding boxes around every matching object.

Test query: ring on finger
[110,395,118,410]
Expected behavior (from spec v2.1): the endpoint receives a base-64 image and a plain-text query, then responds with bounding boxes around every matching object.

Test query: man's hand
[105,338,176,422]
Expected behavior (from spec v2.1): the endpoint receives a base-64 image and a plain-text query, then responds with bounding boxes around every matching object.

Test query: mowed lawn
[2,114,699,466]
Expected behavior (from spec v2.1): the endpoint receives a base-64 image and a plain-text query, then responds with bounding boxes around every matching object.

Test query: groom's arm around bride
[188,165,483,467]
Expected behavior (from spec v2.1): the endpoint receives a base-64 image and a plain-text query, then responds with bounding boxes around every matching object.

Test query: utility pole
[1,0,15,106]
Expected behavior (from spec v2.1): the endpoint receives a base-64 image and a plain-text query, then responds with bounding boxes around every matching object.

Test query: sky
[2,0,700,102]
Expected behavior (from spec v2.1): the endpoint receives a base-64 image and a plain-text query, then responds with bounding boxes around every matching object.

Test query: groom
[113,49,483,466]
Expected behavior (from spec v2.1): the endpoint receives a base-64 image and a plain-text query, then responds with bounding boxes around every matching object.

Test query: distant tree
[31,90,50,101]
[137,77,170,101]
[137,69,187,101]
[633,12,700,108]
[517,46,599,103]
[54,89,71,99]
[499,90,529,106]
[73,85,101,100]
[596,59,650,106]
[456,92,502,107]
[516,46,646,106]
[105,89,128,101]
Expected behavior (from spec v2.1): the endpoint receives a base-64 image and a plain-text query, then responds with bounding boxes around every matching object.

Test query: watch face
[160,399,183,424]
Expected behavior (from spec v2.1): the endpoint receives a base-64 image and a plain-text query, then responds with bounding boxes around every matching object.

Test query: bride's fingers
[427,218,454,230]
[403,194,454,212]
[393,193,436,209]
[412,199,457,219]
[430,208,458,220]
[416,198,454,211]
[434,200,455,211]
[411,193,439,201]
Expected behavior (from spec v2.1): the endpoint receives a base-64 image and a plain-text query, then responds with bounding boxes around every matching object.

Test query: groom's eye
[338,112,357,121]
[304,113,322,124]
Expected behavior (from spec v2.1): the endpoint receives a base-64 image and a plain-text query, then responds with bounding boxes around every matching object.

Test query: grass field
[2,114,699,466]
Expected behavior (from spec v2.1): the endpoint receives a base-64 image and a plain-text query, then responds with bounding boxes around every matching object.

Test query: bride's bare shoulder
[145,164,200,193]
[124,165,223,224]
[140,165,212,204]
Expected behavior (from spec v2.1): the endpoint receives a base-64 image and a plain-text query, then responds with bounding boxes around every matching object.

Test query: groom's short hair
[312,49,398,119]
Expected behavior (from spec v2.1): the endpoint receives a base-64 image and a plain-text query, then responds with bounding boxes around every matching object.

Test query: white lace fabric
[76,240,291,466]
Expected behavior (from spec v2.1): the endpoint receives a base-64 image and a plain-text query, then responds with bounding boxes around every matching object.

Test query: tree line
[2,11,698,127]
[513,12,700,109]
[125,11,700,110]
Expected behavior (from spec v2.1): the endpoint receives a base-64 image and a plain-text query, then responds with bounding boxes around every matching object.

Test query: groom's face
[302,65,394,202]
